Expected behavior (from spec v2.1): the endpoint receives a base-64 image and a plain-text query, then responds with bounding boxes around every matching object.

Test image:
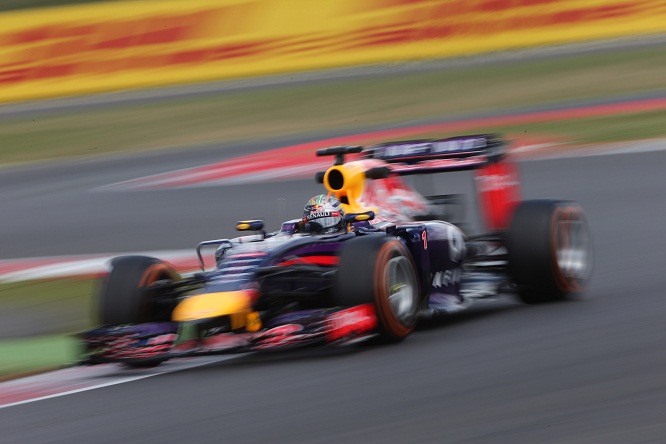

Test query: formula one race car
[79,134,593,367]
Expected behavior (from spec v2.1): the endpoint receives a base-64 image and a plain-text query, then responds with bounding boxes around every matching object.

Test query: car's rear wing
[364,134,505,175]
[364,134,521,231]
[317,134,521,232]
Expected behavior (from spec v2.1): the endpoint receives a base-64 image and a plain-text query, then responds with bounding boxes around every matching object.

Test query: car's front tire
[98,255,179,325]
[333,236,420,341]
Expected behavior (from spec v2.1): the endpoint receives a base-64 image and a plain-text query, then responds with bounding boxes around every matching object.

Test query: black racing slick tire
[98,255,179,325]
[507,200,593,304]
[333,236,420,342]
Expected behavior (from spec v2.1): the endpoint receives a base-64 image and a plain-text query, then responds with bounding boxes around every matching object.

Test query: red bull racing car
[79,134,593,367]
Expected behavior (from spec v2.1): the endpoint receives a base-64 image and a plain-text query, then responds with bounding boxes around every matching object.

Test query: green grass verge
[0,278,95,337]
[1,44,665,164]
[0,335,76,378]
[489,109,666,144]
[0,278,95,378]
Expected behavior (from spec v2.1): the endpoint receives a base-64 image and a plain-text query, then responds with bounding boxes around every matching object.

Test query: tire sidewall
[99,256,178,325]
[373,240,419,338]
[507,200,592,303]
[334,235,420,340]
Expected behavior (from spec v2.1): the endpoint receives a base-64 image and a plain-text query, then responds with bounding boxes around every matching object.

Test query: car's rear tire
[333,236,420,342]
[98,255,179,325]
[507,200,593,304]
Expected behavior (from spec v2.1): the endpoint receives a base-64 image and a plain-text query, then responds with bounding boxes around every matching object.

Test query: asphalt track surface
[2,134,666,441]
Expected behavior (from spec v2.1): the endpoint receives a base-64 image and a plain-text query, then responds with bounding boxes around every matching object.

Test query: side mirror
[343,211,375,223]
[236,220,265,232]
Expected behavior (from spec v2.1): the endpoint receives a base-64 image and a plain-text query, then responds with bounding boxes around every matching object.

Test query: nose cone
[172,291,253,322]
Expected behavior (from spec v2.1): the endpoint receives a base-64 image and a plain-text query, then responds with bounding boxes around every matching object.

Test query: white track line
[0,355,241,410]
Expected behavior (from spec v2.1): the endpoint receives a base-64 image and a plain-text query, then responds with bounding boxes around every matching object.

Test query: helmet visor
[307,215,341,233]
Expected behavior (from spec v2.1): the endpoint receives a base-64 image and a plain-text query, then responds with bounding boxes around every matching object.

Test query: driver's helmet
[302,194,345,234]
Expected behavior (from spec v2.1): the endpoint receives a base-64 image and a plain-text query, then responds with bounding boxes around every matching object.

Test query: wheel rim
[554,209,592,285]
[386,256,417,324]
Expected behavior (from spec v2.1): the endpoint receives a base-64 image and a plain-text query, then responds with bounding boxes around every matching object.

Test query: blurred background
[1,0,666,441]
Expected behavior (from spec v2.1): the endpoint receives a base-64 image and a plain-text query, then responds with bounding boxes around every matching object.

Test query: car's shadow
[172,296,534,369]
[416,296,521,331]
[98,294,580,376]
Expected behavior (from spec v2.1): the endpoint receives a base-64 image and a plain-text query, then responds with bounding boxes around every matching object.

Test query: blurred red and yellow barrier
[0,0,664,102]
